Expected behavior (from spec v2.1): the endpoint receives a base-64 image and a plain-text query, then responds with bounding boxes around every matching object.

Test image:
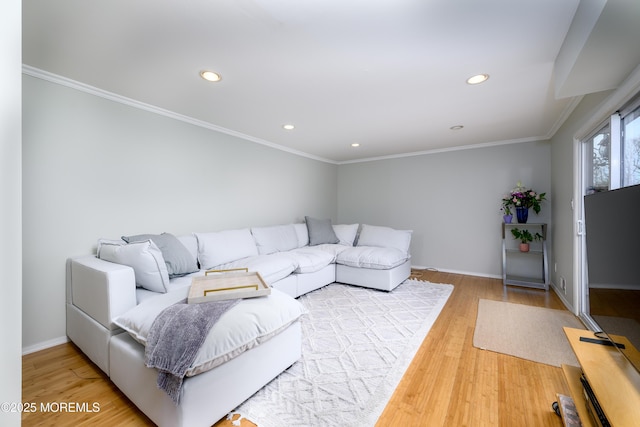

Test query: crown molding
[24,64,581,166]
[22,65,338,165]
[337,136,550,165]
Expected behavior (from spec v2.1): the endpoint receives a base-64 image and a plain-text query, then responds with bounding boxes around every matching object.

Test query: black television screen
[584,183,640,371]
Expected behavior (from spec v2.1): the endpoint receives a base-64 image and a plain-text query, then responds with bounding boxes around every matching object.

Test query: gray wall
[337,142,551,277]
[22,75,337,351]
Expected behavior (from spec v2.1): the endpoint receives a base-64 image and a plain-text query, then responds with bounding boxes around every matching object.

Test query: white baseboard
[411,266,576,312]
[411,264,501,280]
[22,336,69,356]
[550,282,577,315]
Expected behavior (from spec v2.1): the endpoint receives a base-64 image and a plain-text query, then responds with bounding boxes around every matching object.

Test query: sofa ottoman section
[335,246,408,270]
[295,264,336,296]
[334,241,412,291]
[336,259,411,291]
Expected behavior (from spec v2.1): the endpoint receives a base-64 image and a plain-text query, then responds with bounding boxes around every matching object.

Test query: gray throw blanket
[144,298,240,404]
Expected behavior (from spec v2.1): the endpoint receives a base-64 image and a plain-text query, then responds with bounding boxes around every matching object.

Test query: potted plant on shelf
[501,197,514,223]
[505,181,546,223]
[510,227,543,252]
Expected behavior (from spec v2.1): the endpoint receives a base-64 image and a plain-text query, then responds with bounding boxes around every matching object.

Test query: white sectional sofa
[66,219,412,427]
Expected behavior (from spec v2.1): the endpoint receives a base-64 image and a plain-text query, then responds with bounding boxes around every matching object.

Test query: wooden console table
[559,327,640,426]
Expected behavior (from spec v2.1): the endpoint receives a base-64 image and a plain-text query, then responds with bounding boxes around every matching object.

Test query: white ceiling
[22,0,640,163]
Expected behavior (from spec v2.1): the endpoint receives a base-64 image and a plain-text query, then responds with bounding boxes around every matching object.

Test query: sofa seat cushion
[211,254,297,285]
[335,246,409,270]
[284,248,335,274]
[113,287,307,377]
[311,243,350,259]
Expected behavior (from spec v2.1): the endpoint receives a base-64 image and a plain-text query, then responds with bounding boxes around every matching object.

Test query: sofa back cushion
[356,224,413,255]
[332,224,359,246]
[195,229,259,269]
[293,223,310,247]
[251,224,299,255]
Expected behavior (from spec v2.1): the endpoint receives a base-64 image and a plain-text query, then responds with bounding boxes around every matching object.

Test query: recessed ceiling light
[351,143,360,147]
[466,74,489,85]
[200,70,221,82]
[283,124,295,130]
[450,125,464,130]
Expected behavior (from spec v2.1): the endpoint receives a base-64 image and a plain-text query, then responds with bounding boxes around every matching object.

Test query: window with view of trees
[584,99,640,193]
[623,107,640,186]
[585,125,610,193]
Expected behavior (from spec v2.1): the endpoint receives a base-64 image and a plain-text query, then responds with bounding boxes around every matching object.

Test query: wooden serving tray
[188,268,270,304]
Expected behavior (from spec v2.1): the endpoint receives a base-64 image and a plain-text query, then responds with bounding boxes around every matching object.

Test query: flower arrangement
[503,181,546,214]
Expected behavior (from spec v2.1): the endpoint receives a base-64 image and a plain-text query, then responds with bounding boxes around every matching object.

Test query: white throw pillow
[251,224,299,255]
[332,224,359,246]
[97,239,170,293]
[356,224,413,255]
[195,229,259,269]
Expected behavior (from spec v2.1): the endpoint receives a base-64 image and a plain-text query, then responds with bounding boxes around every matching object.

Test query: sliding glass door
[578,98,640,327]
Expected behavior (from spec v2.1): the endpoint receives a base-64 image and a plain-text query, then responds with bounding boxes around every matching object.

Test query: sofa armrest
[67,256,137,330]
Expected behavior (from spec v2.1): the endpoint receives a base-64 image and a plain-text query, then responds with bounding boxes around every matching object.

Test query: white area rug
[230,279,453,427]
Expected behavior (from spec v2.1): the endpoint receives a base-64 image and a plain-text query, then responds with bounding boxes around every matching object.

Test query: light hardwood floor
[22,270,571,426]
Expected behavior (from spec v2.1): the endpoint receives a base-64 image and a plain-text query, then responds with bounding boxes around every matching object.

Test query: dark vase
[516,207,529,223]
